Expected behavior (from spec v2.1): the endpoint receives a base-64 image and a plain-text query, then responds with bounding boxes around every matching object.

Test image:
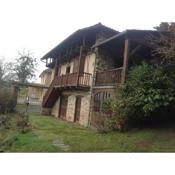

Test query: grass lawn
[1,113,175,152]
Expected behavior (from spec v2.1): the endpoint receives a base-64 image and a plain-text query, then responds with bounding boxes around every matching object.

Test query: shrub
[101,99,113,115]
[111,63,175,129]
[16,112,29,133]
[0,84,16,113]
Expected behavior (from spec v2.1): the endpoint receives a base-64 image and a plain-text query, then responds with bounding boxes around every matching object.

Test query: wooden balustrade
[95,67,123,86]
[54,72,91,87]
[42,72,91,107]
[42,78,56,106]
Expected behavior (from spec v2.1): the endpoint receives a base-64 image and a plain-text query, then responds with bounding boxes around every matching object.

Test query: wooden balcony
[54,72,92,88]
[42,72,91,107]
[95,67,123,86]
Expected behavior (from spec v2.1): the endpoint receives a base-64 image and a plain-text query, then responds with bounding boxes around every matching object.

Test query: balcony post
[66,74,69,86]
[121,37,130,84]
[77,45,83,86]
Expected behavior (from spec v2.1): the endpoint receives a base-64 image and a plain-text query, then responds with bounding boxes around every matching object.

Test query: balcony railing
[95,67,123,86]
[54,72,92,88]
[42,72,92,107]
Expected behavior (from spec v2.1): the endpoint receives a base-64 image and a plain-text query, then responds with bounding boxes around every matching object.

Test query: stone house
[41,23,166,127]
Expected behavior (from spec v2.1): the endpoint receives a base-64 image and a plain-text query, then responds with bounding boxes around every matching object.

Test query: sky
[0,0,174,82]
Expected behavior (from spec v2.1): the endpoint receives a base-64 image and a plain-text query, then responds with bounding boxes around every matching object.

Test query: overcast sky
[0,0,174,82]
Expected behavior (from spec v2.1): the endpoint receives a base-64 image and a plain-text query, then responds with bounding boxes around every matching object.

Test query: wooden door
[59,96,68,119]
[74,96,82,122]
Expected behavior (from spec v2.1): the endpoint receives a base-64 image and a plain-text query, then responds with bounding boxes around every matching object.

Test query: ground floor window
[93,91,112,112]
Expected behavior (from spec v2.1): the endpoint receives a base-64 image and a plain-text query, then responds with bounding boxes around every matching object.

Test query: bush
[111,63,175,129]
[0,84,16,113]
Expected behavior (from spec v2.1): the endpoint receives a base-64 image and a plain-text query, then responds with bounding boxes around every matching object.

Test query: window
[66,66,71,74]
[93,91,112,112]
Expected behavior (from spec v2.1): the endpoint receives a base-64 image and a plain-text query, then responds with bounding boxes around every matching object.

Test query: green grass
[1,113,175,152]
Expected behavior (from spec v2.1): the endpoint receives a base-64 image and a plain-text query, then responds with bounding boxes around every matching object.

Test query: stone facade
[51,90,91,127]
[51,98,60,118]
[66,95,76,122]
[79,94,91,126]
[40,69,52,86]
[49,50,118,127]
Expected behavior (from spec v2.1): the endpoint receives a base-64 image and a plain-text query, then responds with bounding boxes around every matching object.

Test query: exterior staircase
[42,78,61,108]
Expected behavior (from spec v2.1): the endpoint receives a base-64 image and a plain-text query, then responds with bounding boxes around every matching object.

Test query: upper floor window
[66,66,71,74]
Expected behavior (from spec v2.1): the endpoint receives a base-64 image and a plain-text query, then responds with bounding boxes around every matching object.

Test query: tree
[13,49,38,83]
[154,22,175,32]
[152,23,175,78]
[0,58,13,82]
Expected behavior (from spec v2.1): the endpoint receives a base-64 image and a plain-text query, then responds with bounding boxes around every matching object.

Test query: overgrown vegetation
[111,63,175,128]
[0,83,16,114]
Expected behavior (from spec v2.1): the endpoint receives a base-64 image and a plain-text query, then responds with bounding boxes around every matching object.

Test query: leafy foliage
[13,50,38,83]
[154,22,175,32]
[0,49,37,83]
[109,62,175,130]
[0,59,14,82]
[0,83,16,113]
[119,63,175,116]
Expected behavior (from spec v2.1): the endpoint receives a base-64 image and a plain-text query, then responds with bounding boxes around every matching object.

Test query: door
[74,96,82,122]
[59,96,68,119]
[66,66,71,74]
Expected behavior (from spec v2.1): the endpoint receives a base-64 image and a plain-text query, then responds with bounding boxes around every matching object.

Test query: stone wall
[79,94,91,126]
[51,90,91,127]
[40,71,52,86]
[63,90,91,126]
[51,98,60,118]
[50,68,55,82]
[66,95,76,122]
